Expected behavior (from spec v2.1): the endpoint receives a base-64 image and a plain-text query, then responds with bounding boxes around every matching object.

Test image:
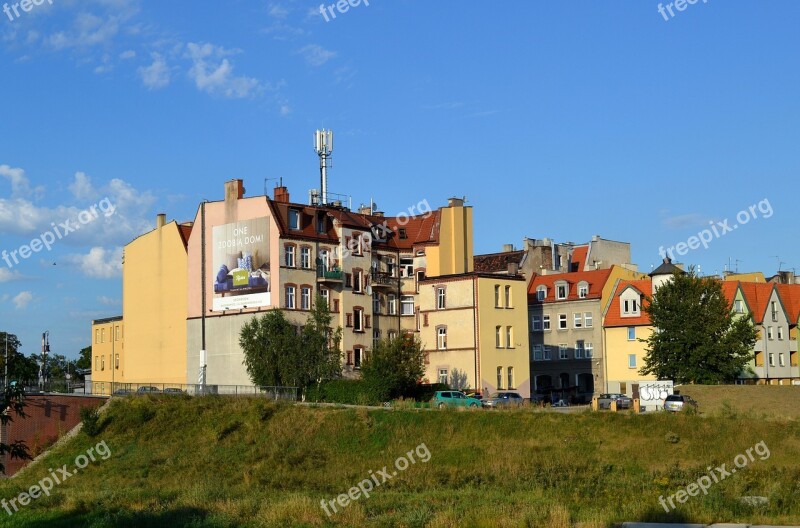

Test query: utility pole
[4,332,7,390]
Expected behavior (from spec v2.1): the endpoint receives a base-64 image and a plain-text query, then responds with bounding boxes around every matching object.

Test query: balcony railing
[370,271,395,287]
[317,267,343,281]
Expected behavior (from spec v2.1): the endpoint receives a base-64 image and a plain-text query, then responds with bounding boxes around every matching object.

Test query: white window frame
[320,288,330,308]
[768,326,774,340]
[354,347,364,369]
[533,344,543,361]
[300,287,311,310]
[537,286,547,301]
[438,368,448,385]
[628,354,637,368]
[584,312,593,328]
[558,314,567,330]
[506,326,513,348]
[585,342,594,358]
[578,282,588,299]
[354,308,364,332]
[437,287,446,310]
[532,315,542,332]
[507,367,514,390]
[496,367,503,390]
[288,209,300,230]
[778,327,784,340]
[400,258,414,278]
[543,346,552,360]
[494,285,501,308]
[575,340,585,359]
[543,315,551,331]
[285,245,295,268]
[505,285,512,308]
[388,294,397,315]
[574,313,583,328]
[496,326,503,348]
[627,327,636,341]
[559,344,568,360]
[779,353,786,367]
[285,286,296,309]
[373,292,381,314]
[437,327,447,350]
[556,282,568,300]
[353,269,363,293]
[400,295,415,316]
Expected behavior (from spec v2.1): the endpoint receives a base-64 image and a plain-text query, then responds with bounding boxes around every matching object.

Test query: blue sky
[1,0,798,360]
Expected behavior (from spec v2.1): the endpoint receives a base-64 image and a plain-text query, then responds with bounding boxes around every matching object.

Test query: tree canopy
[640,270,758,384]
[361,334,426,401]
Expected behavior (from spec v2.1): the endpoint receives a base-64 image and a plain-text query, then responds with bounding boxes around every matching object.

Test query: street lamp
[40,331,50,391]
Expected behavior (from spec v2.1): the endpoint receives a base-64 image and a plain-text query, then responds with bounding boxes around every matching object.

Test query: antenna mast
[314,129,333,206]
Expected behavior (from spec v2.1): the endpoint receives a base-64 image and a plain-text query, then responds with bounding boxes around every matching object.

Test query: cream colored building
[90,316,123,395]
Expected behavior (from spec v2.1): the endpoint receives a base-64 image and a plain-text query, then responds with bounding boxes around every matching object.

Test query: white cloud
[138,52,170,90]
[69,171,96,200]
[64,247,123,278]
[185,42,260,99]
[268,4,289,19]
[299,44,336,67]
[13,291,33,310]
[0,164,43,198]
[119,49,136,59]
[97,295,121,306]
[0,268,21,283]
[47,12,122,50]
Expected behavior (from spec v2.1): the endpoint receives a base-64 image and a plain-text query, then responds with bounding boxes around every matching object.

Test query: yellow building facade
[90,316,123,395]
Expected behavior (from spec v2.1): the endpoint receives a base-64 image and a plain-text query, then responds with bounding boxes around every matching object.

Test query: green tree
[76,346,92,371]
[641,270,758,384]
[239,295,342,399]
[361,334,426,401]
[0,384,31,473]
[0,332,38,382]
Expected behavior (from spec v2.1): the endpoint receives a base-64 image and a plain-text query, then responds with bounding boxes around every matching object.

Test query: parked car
[431,391,482,409]
[464,391,483,400]
[482,392,525,408]
[663,394,698,413]
[163,388,185,395]
[136,386,161,394]
[113,388,133,396]
[551,399,570,407]
[597,393,632,410]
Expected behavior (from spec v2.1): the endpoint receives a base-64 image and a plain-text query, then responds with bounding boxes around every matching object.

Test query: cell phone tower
[314,129,333,206]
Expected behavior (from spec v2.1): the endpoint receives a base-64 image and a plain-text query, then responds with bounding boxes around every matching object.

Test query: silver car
[663,394,698,412]
[482,392,524,408]
[597,393,632,410]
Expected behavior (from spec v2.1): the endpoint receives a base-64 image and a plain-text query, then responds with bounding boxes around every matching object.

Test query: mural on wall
[211,217,271,311]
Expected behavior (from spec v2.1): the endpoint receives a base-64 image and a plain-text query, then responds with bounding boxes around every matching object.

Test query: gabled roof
[650,257,683,277]
[738,282,776,324]
[720,281,743,311]
[474,250,526,273]
[776,284,800,324]
[604,279,653,327]
[528,268,613,303]
[569,246,588,272]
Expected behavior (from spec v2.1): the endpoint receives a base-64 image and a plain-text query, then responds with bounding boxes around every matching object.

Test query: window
[353,269,363,293]
[398,228,407,239]
[316,213,326,234]
[115,354,120,369]
[438,369,448,385]
[388,294,397,315]
[505,285,512,308]
[416,270,425,285]
[771,302,779,322]
[584,312,593,328]
[388,330,398,340]
[95,329,100,344]
[101,328,105,343]
[558,314,567,330]
[623,297,640,316]
[354,308,364,332]
[300,287,311,310]
[373,293,381,314]
[543,315,551,331]
[585,342,594,358]
[354,347,364,369]
[768,326,774,340]
[437,326,447,350]
[628,354,637,368]
[574,313,583,328]
[494,285,501,308]
[373,329,381,348]
[537,286,547,301]
[734,300,744,313]
[778,327,784,340]
[300,246,311,269]
[437,287,446,310]
[285,286,296,309]
[95,356,99,370]
[779,353,786,367]
[351,234,363,256]
[507,367,514,390]
[345,273,352,288]
[575,340,585,359]
[627,327,636,341]
[533,345,544,361]
[543,346,552,360]
[496,326,503,348]
[319,249,331,272]
[320,288,330,308]
[556,283,568,300]
[115,326,121,341]
[285,245,296,268]
[401,296,415,315]
[497,367,503,390]
[532,315,542,332]
[559,345,568,360]
[769,353,775,367]
[506,326,513,348]
[578,283,588,299]
[400,258,414,278]
[101,355,105,371]
[288,209,300,230]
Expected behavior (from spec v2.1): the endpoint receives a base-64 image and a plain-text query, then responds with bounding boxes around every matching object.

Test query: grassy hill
[676,384,800,419]
[0,395,799,528]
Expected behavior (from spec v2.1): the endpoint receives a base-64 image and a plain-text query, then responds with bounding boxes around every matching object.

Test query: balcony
[370,271,396,289]
[317,267,343,283]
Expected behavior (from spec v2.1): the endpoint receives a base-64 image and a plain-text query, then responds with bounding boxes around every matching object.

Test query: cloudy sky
[1,0,799,360]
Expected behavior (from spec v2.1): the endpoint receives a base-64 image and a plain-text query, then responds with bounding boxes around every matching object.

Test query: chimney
[502,244,514,253]
[156,213,166,229]
[358,204,372,215]
[273,186,290,203]
[508,262,519,276]
[225,179,245,201]
[448,197,464,207]
[373,211,384,218]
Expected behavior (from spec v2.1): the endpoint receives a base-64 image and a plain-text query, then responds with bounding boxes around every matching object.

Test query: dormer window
[289,209,300,230]
[555,282,568,300]
[398,228,407,239]
[578,282,589,299]
[621,291,641,317]
[536,286,547,301]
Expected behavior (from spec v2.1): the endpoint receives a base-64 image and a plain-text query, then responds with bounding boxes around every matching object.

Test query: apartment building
[90,316,123,395]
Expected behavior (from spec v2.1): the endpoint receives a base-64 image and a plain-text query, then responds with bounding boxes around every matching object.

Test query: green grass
[677,384,800,419]
[0,395,799,528]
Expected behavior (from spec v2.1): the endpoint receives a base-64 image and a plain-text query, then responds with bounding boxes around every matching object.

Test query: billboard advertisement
[211,217,271,311]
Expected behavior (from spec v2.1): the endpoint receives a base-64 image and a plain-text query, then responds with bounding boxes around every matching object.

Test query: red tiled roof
[178,224,193,248]
[720,281,741,309]
[738,282,775,324]
[570,246,588,272]
[776,284,800,324]
[474,250,525,273]
[528,268,613,303]
[604,279,652,327]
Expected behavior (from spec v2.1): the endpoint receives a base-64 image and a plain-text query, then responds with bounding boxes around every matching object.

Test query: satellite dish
[365,285,373,295]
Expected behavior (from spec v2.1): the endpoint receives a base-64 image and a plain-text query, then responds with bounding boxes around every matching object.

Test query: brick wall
[1,394,107,477]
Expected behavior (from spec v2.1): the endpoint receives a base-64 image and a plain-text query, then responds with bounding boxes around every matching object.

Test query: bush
[307,379,382,405]
[80,406,101,437]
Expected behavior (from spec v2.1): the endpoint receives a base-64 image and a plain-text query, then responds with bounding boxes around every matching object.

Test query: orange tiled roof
[738,282,775,324]
[570,246,588,272]
[776,284,800,324]
[528,268,613,303]
[603,279,652,327]
[720,281,741,309]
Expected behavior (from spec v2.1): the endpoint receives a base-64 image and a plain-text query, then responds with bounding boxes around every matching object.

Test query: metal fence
[91,382,299,400]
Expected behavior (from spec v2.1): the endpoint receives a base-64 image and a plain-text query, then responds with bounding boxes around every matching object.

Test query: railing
[317,268,343,280]
[89,382,299,400]
[370,271,395,286]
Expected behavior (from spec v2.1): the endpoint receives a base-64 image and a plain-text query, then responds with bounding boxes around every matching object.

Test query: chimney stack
[448,197,464,207]
[273,186,290,203]
[225,179,245,201]
[502,244,514,253]
[156,213,166,229]
[508,262,519,276]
